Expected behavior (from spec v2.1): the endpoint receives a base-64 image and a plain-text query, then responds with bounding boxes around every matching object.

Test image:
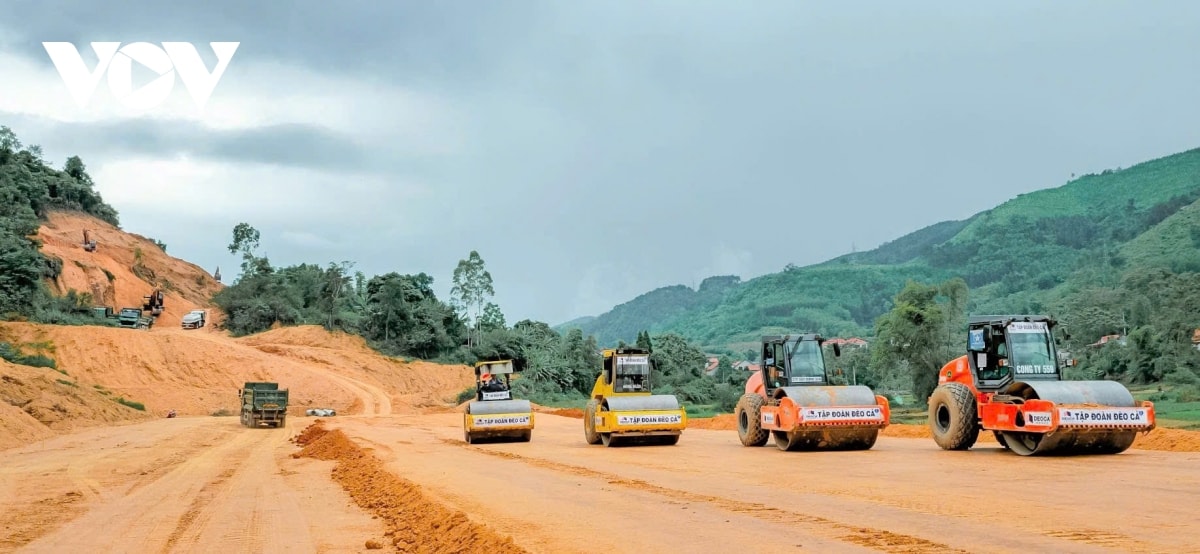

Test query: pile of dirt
[241,326,474,414]
[36,210,224,327]
[679,418,1200,452]
[0,322,473,424]
[293,423,528,554]
[0,359,152,450]
[1126,427,1200,452]
[687,414,734,429]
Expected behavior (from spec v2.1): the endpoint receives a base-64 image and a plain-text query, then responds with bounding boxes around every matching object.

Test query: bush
[115,397,145,411]
[0,341,58,369]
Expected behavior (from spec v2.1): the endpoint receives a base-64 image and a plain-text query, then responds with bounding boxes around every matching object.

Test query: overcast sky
[3,1,1200,325]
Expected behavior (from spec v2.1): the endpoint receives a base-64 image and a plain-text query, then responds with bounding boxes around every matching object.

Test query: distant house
[1193,329,1200,350]
[825,337,869,349]
[1094,333,1128,345]
[732,361,761,372]
[704,357,720,376]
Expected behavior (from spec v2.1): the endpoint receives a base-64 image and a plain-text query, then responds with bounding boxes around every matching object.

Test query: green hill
[560,146,1200,350]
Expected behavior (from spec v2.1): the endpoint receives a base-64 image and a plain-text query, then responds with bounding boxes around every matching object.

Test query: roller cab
[930,315,1155,456]
[738,334,889,451]
[463,359,533,443]
[584,348,686,447]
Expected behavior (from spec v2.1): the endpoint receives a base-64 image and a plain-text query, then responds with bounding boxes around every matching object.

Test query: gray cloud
[5,2,1200,326]
[0,112,385,172]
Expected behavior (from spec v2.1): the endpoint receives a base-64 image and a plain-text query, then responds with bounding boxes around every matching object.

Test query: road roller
[928,315,1155,456]
[463,359,534,443]
[735,334,890,451]
[584,347,686,447]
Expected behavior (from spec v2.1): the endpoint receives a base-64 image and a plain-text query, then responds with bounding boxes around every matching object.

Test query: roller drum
[467,399,532,416]
[773,385,883,451]
[776,385,880,407]
[604,395,681,412]
[1001,380,1141,456]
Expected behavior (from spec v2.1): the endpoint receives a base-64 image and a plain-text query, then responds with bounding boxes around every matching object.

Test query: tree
[870,279,967,402]
[450,250,495,347]
[636,330,653,352]
[479,302,506,332]
[228,223,264,277]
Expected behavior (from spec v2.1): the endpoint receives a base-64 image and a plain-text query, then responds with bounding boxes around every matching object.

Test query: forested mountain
[561,147,1200,352]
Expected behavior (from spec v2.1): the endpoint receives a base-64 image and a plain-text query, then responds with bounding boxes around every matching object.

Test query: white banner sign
[1058,408,1150,425]
[482,391,511,400]
[802,407,884,422]
[1024,411,1052,426]
[1014,364,1056,375]
[791,376,823,383]
[1007,321,1048,333]
[616,356,649,365]
[617,414,681,425]
[473,415,530,427]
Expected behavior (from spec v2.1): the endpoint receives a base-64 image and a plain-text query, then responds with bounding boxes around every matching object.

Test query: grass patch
[115,397,145,411]
[56,378,76,387]
[0,341,58,369]
[102,268,115,282]
[684,403,721,418]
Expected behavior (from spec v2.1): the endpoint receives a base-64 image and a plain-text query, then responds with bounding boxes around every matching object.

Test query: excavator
[928,315,1155,456]
[82,230,96,252]
[735,333,890,451]
[584,347,686,447]
[142,289,164,317]
[463,359,534,443]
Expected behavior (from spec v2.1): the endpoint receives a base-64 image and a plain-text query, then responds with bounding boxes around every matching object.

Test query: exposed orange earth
[3,209,1200,552]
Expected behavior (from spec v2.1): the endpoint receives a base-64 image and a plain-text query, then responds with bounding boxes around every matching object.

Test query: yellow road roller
[584,347,686,447]
[463,359,534,443]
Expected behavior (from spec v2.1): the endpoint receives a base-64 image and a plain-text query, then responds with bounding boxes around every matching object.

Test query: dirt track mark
[249,343,393,416]
[161,468,238,553]
[441,439,960,553]
[18,427,261,552]
[1044,529,1150,551]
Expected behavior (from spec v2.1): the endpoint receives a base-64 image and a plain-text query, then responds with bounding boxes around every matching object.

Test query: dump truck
[117,307,152,329]
[584,347,686,447]
[463,359,534,443]
[735,334,890,451]
[928,315,1155,456]
[239,382,288,428]
[181,309,207,329]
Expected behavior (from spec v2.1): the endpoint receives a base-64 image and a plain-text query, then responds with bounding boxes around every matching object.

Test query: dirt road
[1,417,385,553]
[4,414,1198,553]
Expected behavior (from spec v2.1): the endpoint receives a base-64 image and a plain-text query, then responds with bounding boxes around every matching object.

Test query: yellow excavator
[463,359,534,443]
[584,347,686,446]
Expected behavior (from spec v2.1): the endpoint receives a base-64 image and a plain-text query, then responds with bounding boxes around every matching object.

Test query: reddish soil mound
[683,418,1200,452]
[36,210,223,327]
[0,358,152,450]
[688,414,735,429]
[240,326,474,414]
[547,408,584,418]
[294,423,528,553]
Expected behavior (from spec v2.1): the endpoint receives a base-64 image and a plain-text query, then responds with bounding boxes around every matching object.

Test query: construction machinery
[463,359,534,443]
[584,347,686,447]
[240,382,289,428]
[735,334,890,451]
[143,289,164,317]
[82,230,96,252]
[117,307,152,329]
[181,309,207,329]
[929,315,1155,456]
